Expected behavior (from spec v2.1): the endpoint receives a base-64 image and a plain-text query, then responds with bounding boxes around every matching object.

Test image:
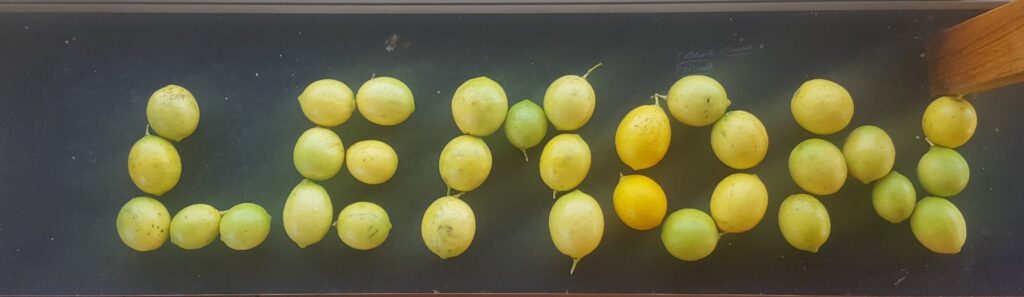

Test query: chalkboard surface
[2,11,1022,295]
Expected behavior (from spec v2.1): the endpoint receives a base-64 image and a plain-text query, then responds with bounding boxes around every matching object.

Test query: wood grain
[928,0,1024,95]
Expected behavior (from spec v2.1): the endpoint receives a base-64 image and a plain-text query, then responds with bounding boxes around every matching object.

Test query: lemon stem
[581,62,603,80]
[521,149,529,162]
[446,187,451,197]
[552,190,557,200]
[453,192,465,199]
[570,258,580,275]
[652,93,666,106]
[144,124,150,136]
[925,137,935,147]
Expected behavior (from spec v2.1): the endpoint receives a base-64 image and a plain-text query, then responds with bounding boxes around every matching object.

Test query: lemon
[346,140,399,185]
[421,196,476,259]
[917,146,969,197]
[355,76,415,126]
[872,171,916,224]
[452,76,508,137]
[283,179,334,248]
[146,84,200,142]
[615,99,671,170]
[778,194,831,252]
[128,134,181,196]
[293,127,345,181]
[298,79,355,127]
[911,197,966,254]
[337,201,392,250]
[842,125,895,184]
[710,110,769,170]
[789,138,847,196]
[539,134,591,196]
[504,99,548,161]
[791,79,854,135]
[543,63,601,131]
[438,135,492,192]
[710,173,768,233]
[666,75,731,127]
[661,209,719,261]
[549,189,604,274]
[219,203,272,251]
[922,96,977,148]
[612,174,667,231]
[116,197,170,251]
[169,204,220,250]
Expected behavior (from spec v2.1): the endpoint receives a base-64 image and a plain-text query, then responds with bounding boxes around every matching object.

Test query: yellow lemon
[128,134,181,196]
[917,146,969,197]
[612,174,667,231]
[666,75,731,127]
[346,140,399,185]
[778,194,831,252]
[789,138,847,196]
[922,96,977,149]
[451,77,508,137]
[337,201,392,250]
[169,204,220,250]
[439,135,492,192]
[293,127,345,181]
[116,196,170,251]
[356,76,415,126]
[842,125,895,184]
[549,189,604,274]
[791,79,854,135]
[543,63,601,131]
[539,134,591,196]
[710,173,768,233]
[911,197,966,254]
[710,110,768,170]
[421,196,476,259]
[146,84,200,142]
[298,79,355,127]
[661,209,719,261]
[283,179,334,248]
[615,100,671,170]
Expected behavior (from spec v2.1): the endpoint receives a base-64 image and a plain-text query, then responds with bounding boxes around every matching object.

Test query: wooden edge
[928,0,1024,95]
[0,0,1008,14]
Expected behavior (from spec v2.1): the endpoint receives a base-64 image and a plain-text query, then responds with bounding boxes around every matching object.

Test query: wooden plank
[928,0,1024,96]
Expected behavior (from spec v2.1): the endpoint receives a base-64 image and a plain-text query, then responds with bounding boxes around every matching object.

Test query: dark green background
[1,11,1022,295]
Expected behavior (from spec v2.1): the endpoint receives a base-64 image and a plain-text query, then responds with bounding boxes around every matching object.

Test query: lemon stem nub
[446,187,451,196]
[581,63,603,80]
[570,258,580,275]
[521,149,529,162]
[145,124,150,136]
[552,190,557,200]
[453,192,465,199]
[925,137,935,147]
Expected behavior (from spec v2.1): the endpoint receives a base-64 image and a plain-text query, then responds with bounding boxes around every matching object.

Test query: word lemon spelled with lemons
[293,127,345,181]
[613,174,667,231]
[504,99,548,161]
[422,196,476,259]
[549,190,604,274]
[337,201,392,250]
[791,79,854,135]
[778,194,831,253]
[439,135,492,193]
[710,110,768,170]
[666,75,731,127]
[169,204,220,250]
[789,138,847,196]
[710,173,768,233]
[146,84,200,142]
[298,79,355,127]
[922,96,977,149]
[540,134,591,196]
[544,63,601,131]
[116,197,170,251]
[346,140,399,185]
[452,77,508,137]
[283,179,334,248]
[356,77,415,126]
[911,197,966,254]
[661,209,719,261]
[128,134,181,196]
[615,97,671,170]
[843,125,895,184]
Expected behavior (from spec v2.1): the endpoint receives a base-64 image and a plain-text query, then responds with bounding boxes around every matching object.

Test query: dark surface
[0,12,1022,295]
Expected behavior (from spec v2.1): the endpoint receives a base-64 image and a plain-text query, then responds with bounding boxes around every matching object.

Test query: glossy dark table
[1,11,1022,295]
